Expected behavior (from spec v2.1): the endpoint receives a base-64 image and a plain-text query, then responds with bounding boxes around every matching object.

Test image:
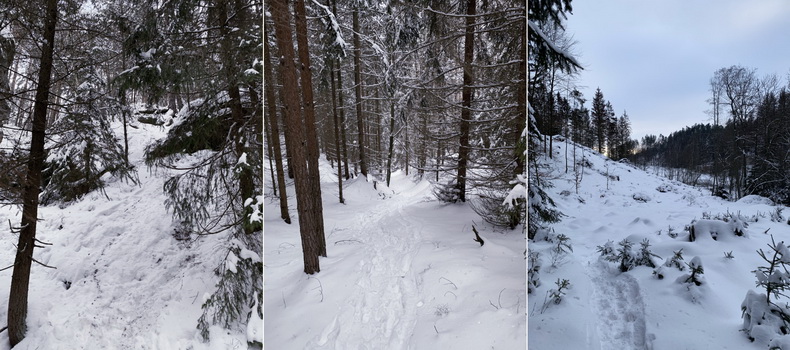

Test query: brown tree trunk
[455,0,475,202]
[331,0,350,180]
[264,26,291,224]
[386,102,396,187]
[352,8,368,178]
[294,0,326,256]
[271,0,321,274]
[330,60,345,203]
[374,88,381,172]
[8,0,57,345]
[0,35,13,144]
[217,0,255,233]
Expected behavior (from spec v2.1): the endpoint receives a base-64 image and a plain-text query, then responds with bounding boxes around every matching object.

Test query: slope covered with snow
[264,161,526,349]
[0,120,250,349]
[529,137,790,349]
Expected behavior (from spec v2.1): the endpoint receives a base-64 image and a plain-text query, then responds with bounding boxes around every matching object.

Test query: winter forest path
[587,261,653,350]
[312,182,425,349]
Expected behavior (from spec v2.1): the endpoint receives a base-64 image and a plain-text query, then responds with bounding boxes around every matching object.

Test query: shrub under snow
[689,218,748,242]
[742,236,790,345]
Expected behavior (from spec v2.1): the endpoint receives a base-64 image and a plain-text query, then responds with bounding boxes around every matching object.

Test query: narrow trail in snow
[588,261,652,350]
[314,195,423,350]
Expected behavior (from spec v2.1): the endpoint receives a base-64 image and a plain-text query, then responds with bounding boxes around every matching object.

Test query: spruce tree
[591,88,607,154]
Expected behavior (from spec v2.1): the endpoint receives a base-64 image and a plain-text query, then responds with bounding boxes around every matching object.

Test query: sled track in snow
[588,261,652,350]
[312,198,423,350]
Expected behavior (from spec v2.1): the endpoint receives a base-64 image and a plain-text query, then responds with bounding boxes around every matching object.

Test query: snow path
[588,261,652,350]
[314,197,423,349]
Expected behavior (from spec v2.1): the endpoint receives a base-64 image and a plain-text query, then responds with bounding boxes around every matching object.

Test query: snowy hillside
[0,121,251,349]
[264,161,527,349]
[529,137,790,349]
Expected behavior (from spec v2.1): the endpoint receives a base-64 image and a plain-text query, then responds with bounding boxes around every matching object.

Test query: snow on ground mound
[529,136,785,350]
[737,195,774,205]
[0,122,246,349]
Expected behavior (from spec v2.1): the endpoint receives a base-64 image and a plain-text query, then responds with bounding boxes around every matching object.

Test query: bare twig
[32,257,56,269]
[333,239,363,245]
[311,277,324,302]
[434,324,438,334]
[439,277,457,289]
[489,300,499,310]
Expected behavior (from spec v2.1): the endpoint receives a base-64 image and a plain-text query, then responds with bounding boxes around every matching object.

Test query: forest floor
[0,120,251,349]
[263,160,527,349]
[529,137,790,349]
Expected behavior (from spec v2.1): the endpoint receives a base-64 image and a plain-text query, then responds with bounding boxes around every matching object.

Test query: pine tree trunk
[455,0,475,202]
[216,0,255,234]
[294,0,326,256]
[330,0,350,180]
[0,35,14,143]
[352,8,368,178]
[330,60,344,203]
[386,102,396,186]
[272,0,321,274]
[8,0,57,345]
[375,88,382,172]
[263,37,291,224]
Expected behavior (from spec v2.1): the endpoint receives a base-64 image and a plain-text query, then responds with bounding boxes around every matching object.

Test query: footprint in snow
[588,261,655,350]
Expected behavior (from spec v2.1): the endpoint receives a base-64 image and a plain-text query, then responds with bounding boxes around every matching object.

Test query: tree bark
[329,60,345,203]
[264,26,291,224]
[271,0,321,274]
[8,0,58,345]
[352,8,368,178]
[294,0,326,256]
[455,0,475,202]
[386,102,396,187]
[216,0,255,234]
[0,35,14,144]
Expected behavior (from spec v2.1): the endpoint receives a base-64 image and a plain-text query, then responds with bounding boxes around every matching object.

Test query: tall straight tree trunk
[294,0,326,256]
[216,0,255,233]
[455,0,475,202]
[386,101,396,186]
[352,8,368,178]
[330,0,349,180]
[263,39,291,224]
[281,105,295,179]
[374,88,381,172]
[404,119,409,175]
[329,60,344,203]
[0,35,14,144]
[8,0,57,345]
[516,16,526,175]
[271,0,320,274]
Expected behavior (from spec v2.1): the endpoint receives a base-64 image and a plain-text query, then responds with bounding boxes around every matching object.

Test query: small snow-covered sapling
[742,235,790,343]
[528,250,541,294]
[540,278,571,313]
[635,239,661,268]
[684,257,704,286]
[664,249,686,271]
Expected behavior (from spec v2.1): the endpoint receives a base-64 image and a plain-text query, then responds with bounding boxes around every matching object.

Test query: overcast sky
[564,1,790,142]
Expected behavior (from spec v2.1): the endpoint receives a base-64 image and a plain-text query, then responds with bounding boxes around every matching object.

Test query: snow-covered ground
[0,120,250,348]
[529,137,790,349]
[264,161,527,349]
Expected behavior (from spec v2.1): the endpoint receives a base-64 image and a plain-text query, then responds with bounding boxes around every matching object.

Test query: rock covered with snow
[689,218,747,242]
[632,192,651,202]
[737,195,774,205]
